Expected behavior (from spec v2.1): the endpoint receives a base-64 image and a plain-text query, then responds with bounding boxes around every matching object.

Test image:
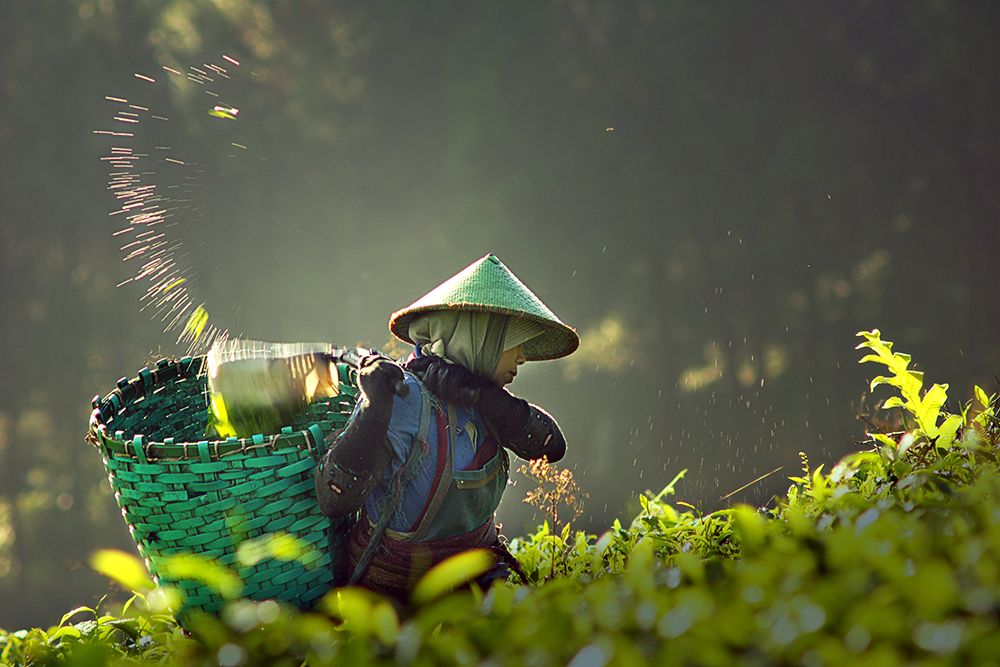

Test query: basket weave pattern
[87,356,357,613]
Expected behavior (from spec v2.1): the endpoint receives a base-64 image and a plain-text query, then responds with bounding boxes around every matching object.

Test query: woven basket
[86,354,359,614]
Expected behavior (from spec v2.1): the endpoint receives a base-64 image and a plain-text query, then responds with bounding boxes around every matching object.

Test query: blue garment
[359,372,498,533]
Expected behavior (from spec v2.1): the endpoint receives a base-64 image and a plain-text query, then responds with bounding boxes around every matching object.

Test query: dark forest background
[2,0,999,628]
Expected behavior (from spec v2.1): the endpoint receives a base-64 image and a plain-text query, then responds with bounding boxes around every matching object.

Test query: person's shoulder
[385,370,429,440]
[391,370,428,412]
[400,369,425,395]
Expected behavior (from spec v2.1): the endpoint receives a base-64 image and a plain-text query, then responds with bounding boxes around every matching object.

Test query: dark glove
[507,403,567,462]
[477,385,566,461]
[314,399,395,519]
[405,354,566,462]
[314,355,402,519]
[357,354,405,407]
[404,354,493,406]
[476,383,531,437]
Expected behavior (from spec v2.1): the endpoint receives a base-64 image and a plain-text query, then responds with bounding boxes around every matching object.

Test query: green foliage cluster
[3,331,1000,665]
[5,0,1000,625]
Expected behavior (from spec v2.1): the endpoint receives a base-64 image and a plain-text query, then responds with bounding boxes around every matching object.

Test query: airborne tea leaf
[97,54,251,353]
[209,105,239,120]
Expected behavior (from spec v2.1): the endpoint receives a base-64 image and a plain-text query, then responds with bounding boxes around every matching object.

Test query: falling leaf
[182,305,210,343]
[161,277,186,293]
[209,105,239,120]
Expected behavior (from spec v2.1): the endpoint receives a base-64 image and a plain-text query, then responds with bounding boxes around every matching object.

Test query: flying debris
[180,305,211,346]
[97,53,244,353]
[209,105,239,121]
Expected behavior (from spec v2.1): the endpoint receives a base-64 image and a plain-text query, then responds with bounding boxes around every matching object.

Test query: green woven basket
[86,354,360,614]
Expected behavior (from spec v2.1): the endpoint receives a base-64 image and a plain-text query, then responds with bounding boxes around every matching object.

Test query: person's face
[491,345,526,386]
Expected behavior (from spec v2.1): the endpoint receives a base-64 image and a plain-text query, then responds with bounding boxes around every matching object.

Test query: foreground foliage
[3,330,999,666]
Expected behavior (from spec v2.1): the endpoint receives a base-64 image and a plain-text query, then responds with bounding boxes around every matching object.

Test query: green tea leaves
[917,383,949,435]
[974,385,990,408]
[320,588,399,644]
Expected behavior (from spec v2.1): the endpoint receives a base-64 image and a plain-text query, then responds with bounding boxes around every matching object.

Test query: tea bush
[2,330,999,666]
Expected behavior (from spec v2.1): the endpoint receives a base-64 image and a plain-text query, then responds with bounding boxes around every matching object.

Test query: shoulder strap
[348,373,433,585]
[407,403,457,541]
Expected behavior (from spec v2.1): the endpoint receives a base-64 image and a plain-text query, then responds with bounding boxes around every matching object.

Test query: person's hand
[404,354,491,406]
[357,355,404,406]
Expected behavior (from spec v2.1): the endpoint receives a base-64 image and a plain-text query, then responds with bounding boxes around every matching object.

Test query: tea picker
[314,254,579,601]
[86,253,579,612]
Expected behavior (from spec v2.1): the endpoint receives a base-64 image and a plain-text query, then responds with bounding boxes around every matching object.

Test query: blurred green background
[2,0,998,628]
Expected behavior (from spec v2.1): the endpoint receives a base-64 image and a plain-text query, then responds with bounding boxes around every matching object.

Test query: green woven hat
[389,254,579,361]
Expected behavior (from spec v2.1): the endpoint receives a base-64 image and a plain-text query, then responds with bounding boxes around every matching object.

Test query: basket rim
[87,354,356,462]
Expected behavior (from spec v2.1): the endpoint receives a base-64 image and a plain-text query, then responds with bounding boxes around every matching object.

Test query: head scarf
[408,311,545,376]
[389,254,580,361]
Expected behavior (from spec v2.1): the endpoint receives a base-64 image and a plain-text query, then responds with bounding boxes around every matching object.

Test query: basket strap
[131,435,148,465]
[306,424,326,460]
[407,404,455,541]
[348,375,432,586]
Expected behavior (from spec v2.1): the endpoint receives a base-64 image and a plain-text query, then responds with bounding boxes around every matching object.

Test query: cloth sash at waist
[348,512,498,600]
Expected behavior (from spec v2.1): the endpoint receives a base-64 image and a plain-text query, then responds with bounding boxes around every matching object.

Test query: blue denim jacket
[357,373,499,533]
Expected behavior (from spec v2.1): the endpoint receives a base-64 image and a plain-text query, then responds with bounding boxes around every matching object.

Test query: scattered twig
[719,466,784,502]
[857,413,881,432]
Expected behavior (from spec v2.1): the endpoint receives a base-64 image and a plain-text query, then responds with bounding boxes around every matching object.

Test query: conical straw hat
[389,254,579,361]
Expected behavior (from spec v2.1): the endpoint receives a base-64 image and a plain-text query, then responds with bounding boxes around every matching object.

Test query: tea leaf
[157,554,242,599]
[974,385,990,408]
[88,550,154,594]
[411,549,494,605]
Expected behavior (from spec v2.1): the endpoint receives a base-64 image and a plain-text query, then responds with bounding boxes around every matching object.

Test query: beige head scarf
[409,311,544,376]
